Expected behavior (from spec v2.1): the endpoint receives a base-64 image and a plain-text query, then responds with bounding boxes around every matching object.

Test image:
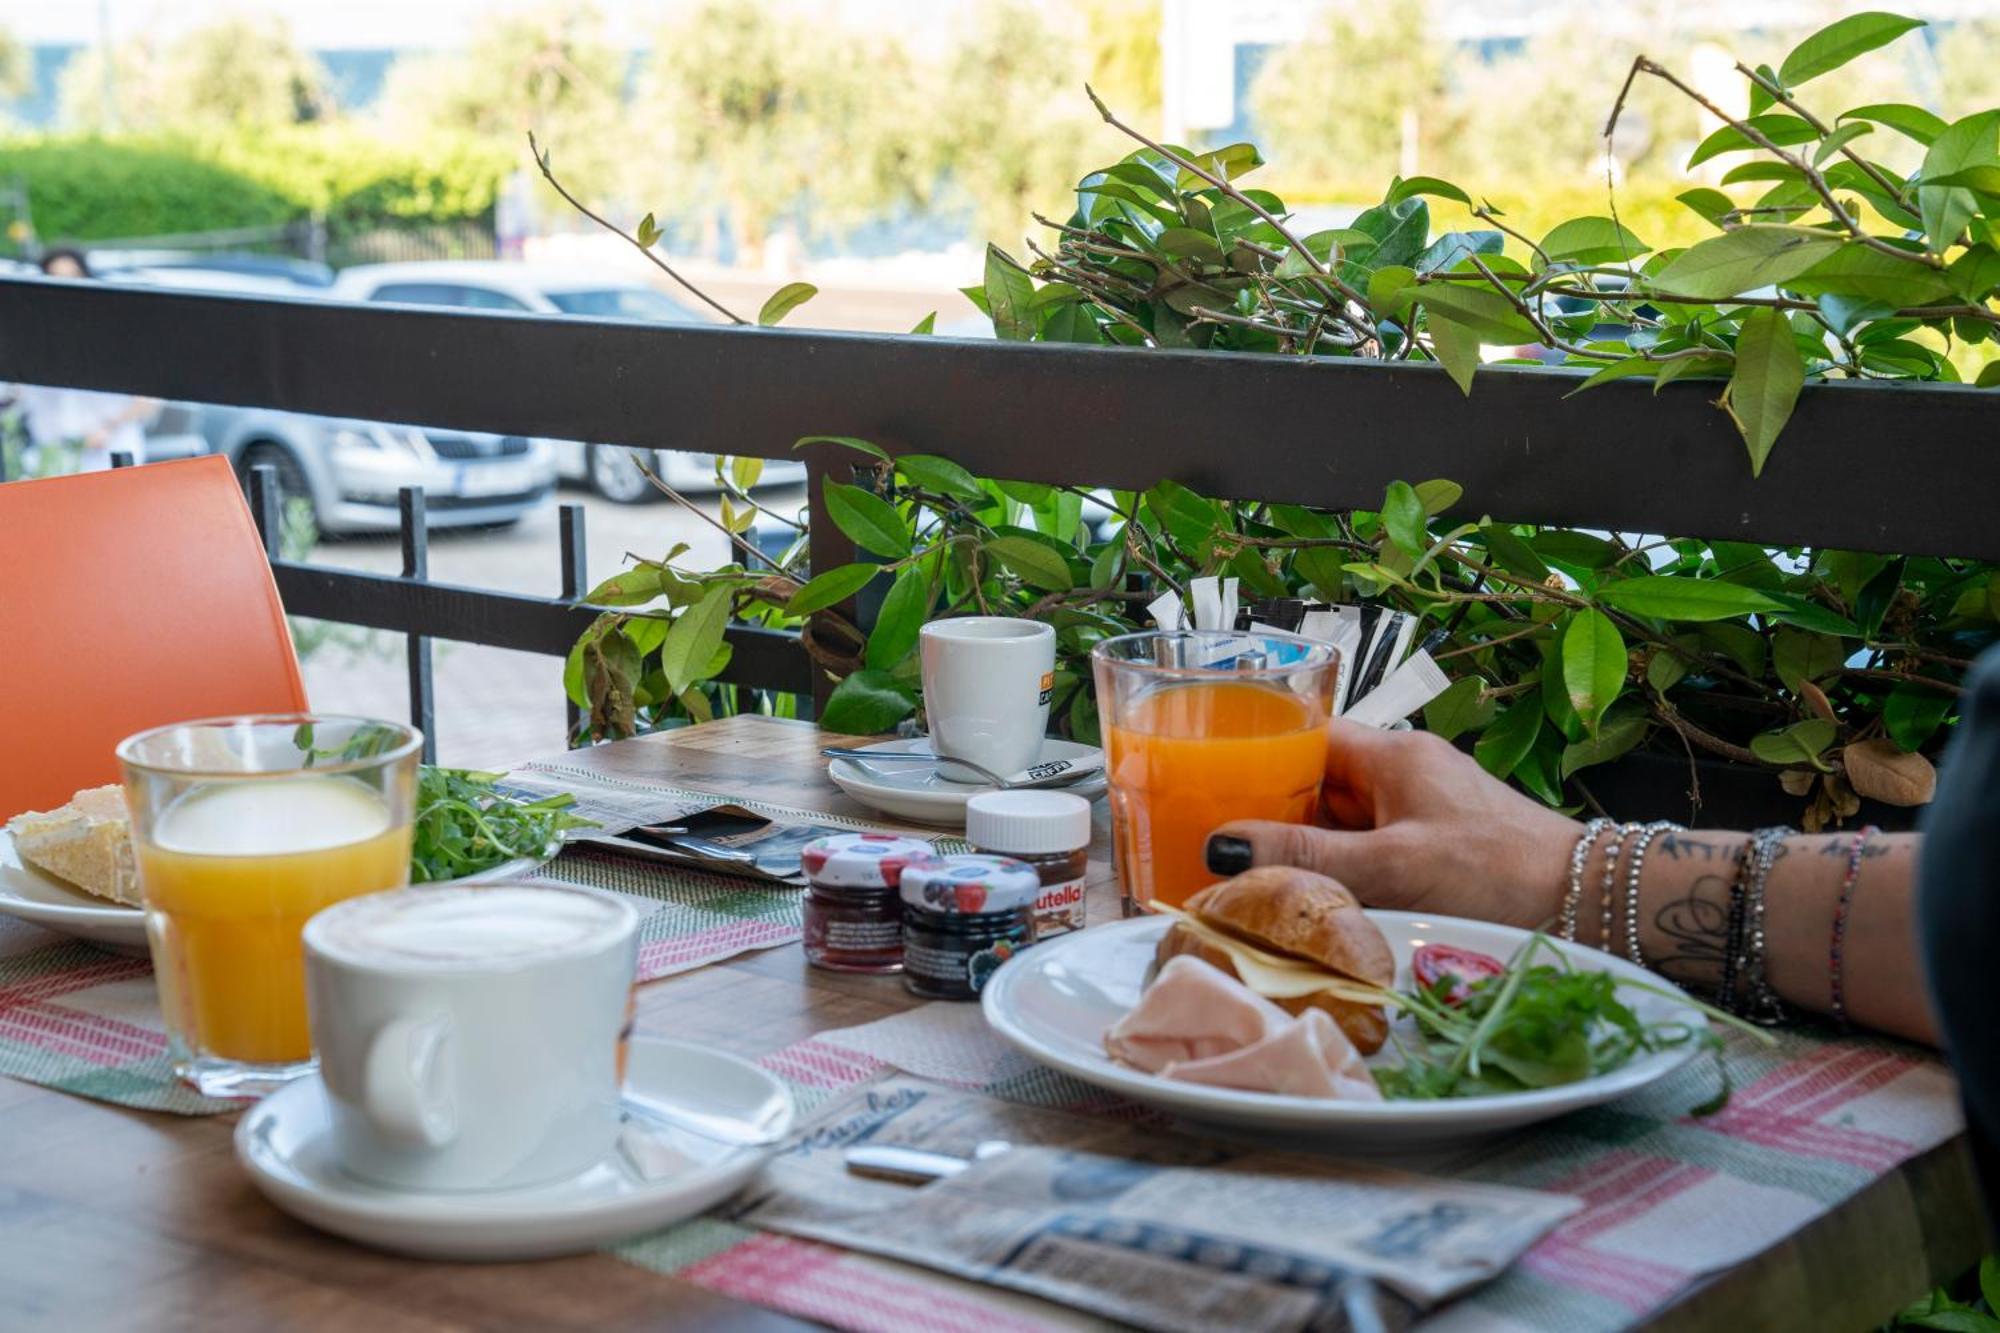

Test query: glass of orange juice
[1093,630,1337,913]
[117,715,420,1096]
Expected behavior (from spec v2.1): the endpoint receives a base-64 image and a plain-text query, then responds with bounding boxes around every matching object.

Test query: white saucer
[827,738,1107,827]
[982,912,1706,1148]
[235,1037,794,1261]
[0,828,150,955]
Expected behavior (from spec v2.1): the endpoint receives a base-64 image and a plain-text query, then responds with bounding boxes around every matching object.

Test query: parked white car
[330,262,807,503]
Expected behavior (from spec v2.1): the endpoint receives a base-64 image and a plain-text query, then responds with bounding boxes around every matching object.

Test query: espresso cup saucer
[234,1037,794,1262]
[826,737,1107,828]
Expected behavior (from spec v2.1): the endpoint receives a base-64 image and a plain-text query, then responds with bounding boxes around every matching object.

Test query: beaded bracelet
[1828,825,1878,1030]
[1561,818,1615,942]
[1597,822,1634,953]
[1717,834,1758,1015]
[1621,821,1678,967]
[1738,827,1793,1025]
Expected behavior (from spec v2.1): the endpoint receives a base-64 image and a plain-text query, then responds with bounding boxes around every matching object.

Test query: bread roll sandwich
[1154,866,1392,1055]
[6,786,142,907]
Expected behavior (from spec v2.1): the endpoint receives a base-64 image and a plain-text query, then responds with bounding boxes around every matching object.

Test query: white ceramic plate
[426,847,559,887]
[982,912,1707,1147]
[0,827,150,955]
[827,737,1107,828]
[235,1037,794,1262]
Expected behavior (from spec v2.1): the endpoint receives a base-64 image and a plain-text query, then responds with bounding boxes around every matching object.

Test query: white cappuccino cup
[919,616,1057,784]
[303,882,639,1193]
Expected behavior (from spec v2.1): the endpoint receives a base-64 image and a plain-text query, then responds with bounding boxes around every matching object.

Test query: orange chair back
[0,456,308,819]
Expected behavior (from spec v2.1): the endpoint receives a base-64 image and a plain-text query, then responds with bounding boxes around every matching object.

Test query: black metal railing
[5,276,1995,749]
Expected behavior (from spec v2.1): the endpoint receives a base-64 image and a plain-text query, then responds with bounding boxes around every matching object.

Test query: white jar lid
[801,833,937,889]
[899,853,1042,914]
[965,790,1092,857]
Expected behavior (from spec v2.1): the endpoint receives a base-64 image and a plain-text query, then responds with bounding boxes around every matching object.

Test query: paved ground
[296,481,807,769]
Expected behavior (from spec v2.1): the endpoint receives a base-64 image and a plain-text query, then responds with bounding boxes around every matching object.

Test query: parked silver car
[329,261,807,503]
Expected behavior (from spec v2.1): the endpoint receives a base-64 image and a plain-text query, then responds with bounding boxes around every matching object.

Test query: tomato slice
[1412,943,1506,1005]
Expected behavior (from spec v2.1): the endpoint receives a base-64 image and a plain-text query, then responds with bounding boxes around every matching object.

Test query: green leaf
[1388,175,1471,206]
[1381,481,1427,558]
[1366,264,1417,316]
[1651,226,1844,300]
[1474,693,1543,780]
[795,434,888,462]
[1413,478,1463,513]
[658,586,732,695]
[1773,628,1846,692]
[1426,311,1481,394]
[757,281,817,326]
[1143,480,1223,552]
[1646,643,1692,693]
[1040,301,1105,345]
[1750,719,1838,771]
[635,213,661,249]
[824,481,912,558]
[1948,245,2000,303]
[1813,121,1876,166]
[1423,676,1492,742]
[1539,216,1649,266]
[1779,12,1926,86]
[909,311,937,335]
[1597,576,1784,621]
[1345,197,1430,273]
[1687,115,1818,169]
[786,562,880,615]
[984,535,1073,591]
[1884,681,1954,751]
[1531,531,1619,570]
[1480,525,1550,581]
[1417,284,1537,343]
[1566,355,1657,395]
[1763,594,1859,636]
[1748,64,1780,117]
[1701,622,1769,677]
[1561,706,1648,778]
[820,668,918,735]
[729,456,763,492]
[1977,1255,2000,1315]
[1722,307,1807,477]
[1293,547,1347,601]
[1841,103,1947,146]
[1920,112,2000,254]
[983,243,1036,341]
[894,453,985,503]
[1788,242,1956,307]
[865,566,932,671]
[1677,188,1738,227]
[1562,610,1626,735]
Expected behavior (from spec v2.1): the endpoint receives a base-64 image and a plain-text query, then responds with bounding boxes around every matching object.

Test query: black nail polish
[1205,834,1253,876]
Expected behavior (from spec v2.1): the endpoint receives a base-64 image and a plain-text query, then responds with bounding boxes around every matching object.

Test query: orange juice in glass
[118,716,419,1096]
[1093,631,1336,911]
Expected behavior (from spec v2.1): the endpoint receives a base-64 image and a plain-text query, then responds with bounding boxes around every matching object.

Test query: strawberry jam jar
[898,854,1041,1000]
[800,833,935,973]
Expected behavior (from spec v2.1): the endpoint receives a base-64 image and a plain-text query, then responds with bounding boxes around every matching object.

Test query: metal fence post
[558,502,587,746]
[247,464,282,560]
[399,486,437,764]
[109,451,134,468]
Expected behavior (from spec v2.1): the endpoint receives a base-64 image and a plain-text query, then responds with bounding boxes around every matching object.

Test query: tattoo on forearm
[1650,873,1734,990]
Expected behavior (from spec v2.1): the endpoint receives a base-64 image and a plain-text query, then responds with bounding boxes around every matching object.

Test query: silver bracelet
[1561,818,1615,942]
[1598,822,1635,952]
[1738,827,1792,1025]
[1621,822,1678,968]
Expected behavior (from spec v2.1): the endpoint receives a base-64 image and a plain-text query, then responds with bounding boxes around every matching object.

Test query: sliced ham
[1103,956,1381,1101]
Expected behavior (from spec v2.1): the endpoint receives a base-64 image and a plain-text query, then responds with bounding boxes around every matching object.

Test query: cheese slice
[1153,905,1388,1005]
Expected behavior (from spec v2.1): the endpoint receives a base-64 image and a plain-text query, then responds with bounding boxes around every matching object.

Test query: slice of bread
[7,786,142,907]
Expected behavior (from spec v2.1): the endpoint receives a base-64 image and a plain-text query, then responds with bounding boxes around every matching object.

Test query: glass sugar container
[966,790,1092,939]
[899,854,1041,1001]
[800,833,936,973]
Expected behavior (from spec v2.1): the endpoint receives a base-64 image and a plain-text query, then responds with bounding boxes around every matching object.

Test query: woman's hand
[1203,720,1583,931]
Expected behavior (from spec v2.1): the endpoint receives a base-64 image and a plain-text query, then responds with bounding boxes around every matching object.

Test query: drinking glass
[1092,630,1338,914]
[117,715,420,1097]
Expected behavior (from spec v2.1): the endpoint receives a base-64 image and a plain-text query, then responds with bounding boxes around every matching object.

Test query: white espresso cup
[303,882,639,1193]
[919,616,1057,784]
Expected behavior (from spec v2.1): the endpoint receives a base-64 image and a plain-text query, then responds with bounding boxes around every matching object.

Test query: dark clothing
[1917,647,2000,1223]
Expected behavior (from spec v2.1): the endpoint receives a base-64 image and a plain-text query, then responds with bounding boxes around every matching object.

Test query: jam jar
[800,833,936,973]
[965,790,1092,938]
[898,853,1041,1000]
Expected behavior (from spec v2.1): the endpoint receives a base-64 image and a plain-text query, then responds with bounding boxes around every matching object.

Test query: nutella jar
[800,833,935,973]
[966,790,1092,938]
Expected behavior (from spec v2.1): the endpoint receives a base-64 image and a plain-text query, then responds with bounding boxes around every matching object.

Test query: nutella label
[1033,877,1086,937]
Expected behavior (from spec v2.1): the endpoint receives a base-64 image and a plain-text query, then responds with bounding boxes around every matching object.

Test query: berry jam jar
[800,833,936,974]
[898,854,1041,1000]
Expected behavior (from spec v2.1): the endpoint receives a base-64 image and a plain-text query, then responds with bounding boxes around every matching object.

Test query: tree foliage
[56,16,334,134]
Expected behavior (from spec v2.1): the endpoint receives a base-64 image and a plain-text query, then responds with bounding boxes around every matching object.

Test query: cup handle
[362,1014,456,1149]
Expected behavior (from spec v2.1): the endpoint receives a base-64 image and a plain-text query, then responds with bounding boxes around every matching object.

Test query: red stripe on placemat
[758,1039,887,1091]
[1524,1236,1687,1312]
[1694,1104,1909,1171]
[1785,1052,1922,1122]
[0,955,152,1010]
[637,920,800,979]
[1737,1046,1893,1113]
[685,1233,1056,1333]
[0,1001,166,1066]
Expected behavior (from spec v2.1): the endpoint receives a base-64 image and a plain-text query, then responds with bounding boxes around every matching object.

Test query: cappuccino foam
[308,884,631,970]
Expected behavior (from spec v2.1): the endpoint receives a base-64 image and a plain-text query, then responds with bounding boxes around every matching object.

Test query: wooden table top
[0,716,1975,1331]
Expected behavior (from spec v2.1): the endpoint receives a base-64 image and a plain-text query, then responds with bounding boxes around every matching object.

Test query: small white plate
[425,847,559,887]
[982,912,1707,1147]
[827,738,1107,828]
[0,827,150,955]
[235,1037,793,1262]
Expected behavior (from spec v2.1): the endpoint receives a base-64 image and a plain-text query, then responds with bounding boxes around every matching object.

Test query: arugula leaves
[408,768,596,884]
